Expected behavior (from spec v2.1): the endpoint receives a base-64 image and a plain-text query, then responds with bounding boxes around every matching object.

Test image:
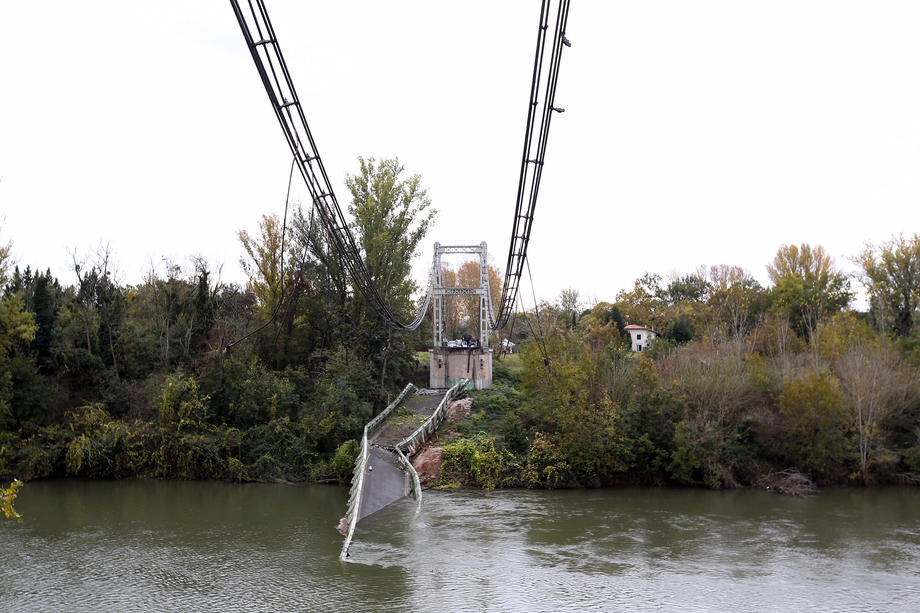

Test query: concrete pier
[429,346,492,390]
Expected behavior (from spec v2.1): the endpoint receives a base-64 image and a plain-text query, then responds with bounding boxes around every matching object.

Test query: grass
[495,353,524,377]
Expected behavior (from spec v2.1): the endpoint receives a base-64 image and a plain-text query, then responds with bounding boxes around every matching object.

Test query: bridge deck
[358,390,442,520]
[370,393,442,447]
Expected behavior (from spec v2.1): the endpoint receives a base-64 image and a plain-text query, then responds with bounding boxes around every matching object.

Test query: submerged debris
[761,469,816,497]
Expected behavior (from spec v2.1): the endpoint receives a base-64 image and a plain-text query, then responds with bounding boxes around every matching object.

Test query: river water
[2,481,919,612]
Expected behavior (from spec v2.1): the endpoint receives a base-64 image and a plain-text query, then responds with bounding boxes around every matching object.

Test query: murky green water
[2,481,919,611]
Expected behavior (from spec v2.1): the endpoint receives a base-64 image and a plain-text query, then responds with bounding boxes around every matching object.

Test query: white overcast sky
[2,1,919,308]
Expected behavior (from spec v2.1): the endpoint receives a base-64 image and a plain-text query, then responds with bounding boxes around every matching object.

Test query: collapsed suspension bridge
[228,0,572,559]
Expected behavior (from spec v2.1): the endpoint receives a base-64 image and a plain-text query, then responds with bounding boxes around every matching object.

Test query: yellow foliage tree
[1,479,23,522]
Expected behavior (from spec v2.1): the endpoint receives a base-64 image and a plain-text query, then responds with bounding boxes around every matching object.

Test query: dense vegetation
[0,157,435,484]
[3,159,920,493]
[441,238,920,489]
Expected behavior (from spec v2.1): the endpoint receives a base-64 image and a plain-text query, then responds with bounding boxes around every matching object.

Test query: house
[624,324,656,352]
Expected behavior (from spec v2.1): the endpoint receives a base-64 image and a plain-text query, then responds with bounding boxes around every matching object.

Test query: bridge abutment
[429,346,492,390]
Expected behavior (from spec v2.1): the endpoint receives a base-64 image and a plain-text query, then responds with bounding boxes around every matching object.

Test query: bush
[501,410,529,454]
[778,370,848,478]
[332,439,360,483]
[158,372,209,430]
[521,432,571,488]
[440,433,514,490]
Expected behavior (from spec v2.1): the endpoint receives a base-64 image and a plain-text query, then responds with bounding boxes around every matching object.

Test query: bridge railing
[394,447,422,515]
[396,378,468,456]
[391,378,468,516]
[340,383,415,561]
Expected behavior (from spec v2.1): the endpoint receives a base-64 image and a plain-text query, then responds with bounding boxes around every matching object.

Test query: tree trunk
[108,326,119,380]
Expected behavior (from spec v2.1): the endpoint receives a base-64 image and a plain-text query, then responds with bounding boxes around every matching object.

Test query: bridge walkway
[340,381,467,560]
[358,391,442,520]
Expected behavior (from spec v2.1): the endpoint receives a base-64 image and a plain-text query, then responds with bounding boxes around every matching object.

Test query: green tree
[0,244,37,357]
[616,273,668,331]
[346,157,436,396]
[521,331,630,483]
[665,315,695,344]
[706,265,768,339]
[239,214,284,315]
[30,270,60,370]
[0,238,38,429]
[665,273,710,305]
[768,243,852,342]
[855,233,920,336]
[778,370,848,477]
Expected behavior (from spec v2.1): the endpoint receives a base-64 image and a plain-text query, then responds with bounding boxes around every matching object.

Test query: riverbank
[0,404,338,484]
[426,356,920,491]
[4,353,920,492]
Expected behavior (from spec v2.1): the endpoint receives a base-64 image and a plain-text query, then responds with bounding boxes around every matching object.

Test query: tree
[558,288,581,328]
[456,260,482,334]
[0,237,38,429]
[768,243,851,343]
[0,272,37,358]
[855,234,920,336]
[520,331,629,483]
[778,370,848,477]
[768,243,836,282]
[239,214,284,314]
[616,273,668,331]
[448,259,505,342]
[706,265,767,339]
[439,265,462,340]
[287,203,349,359]
[835,341,903,483]
[30,270,60,370]
[665,315,694,343]
[346,157,436,396]
[665,273,710,305]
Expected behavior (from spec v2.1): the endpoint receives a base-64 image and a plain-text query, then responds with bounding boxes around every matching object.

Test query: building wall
[627,328,655,352]
[429,347,492,390]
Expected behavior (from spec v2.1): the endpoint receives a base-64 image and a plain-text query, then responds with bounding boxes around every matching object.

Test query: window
[637,333,642,340]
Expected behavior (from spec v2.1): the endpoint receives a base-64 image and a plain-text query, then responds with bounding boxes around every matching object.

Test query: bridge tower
[429,242,493,390]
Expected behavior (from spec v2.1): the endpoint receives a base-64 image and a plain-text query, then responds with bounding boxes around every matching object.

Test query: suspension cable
[492,0,571,330]
[229,0,432,331]
[229,0,570,334]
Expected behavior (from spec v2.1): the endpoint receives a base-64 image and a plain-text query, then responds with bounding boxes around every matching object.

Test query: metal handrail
[340,383,415,561]
[395,447,423,514]
[340,380,467,561]
[396,379,468,455]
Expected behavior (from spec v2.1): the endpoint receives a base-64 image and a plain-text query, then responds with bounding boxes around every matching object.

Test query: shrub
[521,432,571,488]
[778,370,848,478]
[440,433,514,490]
[158,372,209,430]
[332,439,360,484]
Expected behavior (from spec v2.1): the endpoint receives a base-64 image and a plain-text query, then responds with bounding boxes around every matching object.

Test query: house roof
[624,324,647,330]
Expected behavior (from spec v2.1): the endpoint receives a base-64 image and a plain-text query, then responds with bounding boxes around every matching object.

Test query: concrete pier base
[429,347,492,390]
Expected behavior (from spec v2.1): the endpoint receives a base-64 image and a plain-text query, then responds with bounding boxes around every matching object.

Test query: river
[2,481,919,611]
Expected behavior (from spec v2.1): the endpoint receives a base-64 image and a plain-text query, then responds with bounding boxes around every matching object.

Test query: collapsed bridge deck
[339,382,467,560]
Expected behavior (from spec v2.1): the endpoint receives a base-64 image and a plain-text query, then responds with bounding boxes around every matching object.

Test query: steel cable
[229,0,569,334]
